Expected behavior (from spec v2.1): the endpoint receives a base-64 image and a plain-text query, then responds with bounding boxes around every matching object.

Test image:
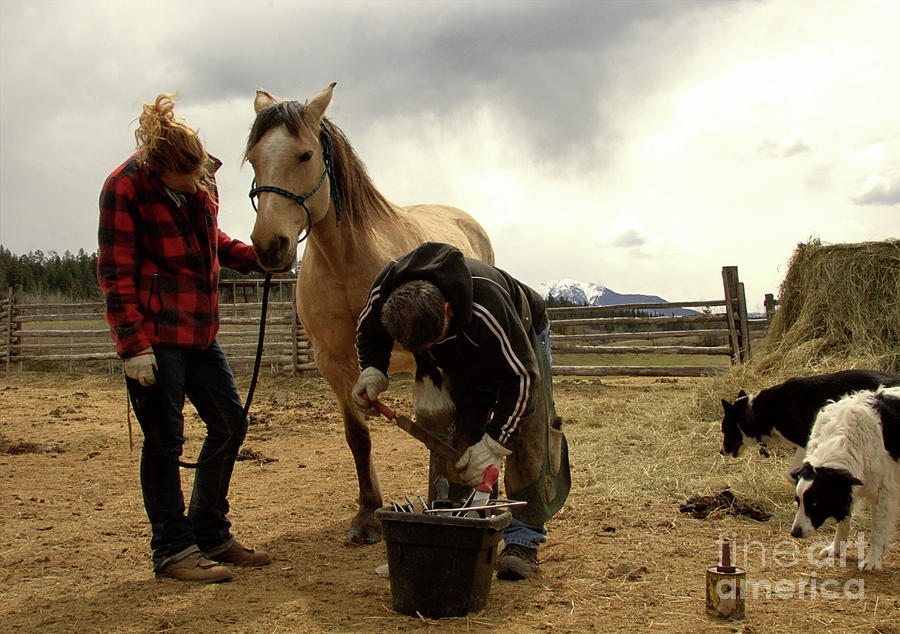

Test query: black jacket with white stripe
[356,242,548,446]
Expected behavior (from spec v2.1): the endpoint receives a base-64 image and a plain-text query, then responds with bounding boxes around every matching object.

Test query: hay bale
[693,238,898,421]
[758,238,899,373]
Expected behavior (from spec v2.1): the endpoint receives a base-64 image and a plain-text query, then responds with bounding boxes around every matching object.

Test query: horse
[246,83,495,544]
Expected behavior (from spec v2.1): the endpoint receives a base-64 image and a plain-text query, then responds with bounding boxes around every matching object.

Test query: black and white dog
[719,370,900,475]
[790,385,900,571]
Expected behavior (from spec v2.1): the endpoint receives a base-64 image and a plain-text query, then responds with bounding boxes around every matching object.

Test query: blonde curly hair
[134,93,208,183]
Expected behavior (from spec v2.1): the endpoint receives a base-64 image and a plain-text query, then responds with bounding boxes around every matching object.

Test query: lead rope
[125,273,273,468]
[177,272,271,468]
[127,387,133,452]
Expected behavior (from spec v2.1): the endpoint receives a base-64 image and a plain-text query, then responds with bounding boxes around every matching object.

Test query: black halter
[248,131,341,244]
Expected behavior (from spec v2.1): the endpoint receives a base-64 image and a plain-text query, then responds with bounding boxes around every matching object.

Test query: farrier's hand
[124,348,158,386]
[352,367,389,414]
[454,433,512,487]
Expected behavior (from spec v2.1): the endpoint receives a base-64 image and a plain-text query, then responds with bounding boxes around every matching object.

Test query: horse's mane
[245,101,401,240]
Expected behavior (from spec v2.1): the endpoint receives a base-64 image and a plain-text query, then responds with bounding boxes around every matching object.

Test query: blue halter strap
[248,130,342,244]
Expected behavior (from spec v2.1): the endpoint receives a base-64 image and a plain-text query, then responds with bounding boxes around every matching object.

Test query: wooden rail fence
[1,284,314,375]
[2,266,767,378]
[548,266,762,377]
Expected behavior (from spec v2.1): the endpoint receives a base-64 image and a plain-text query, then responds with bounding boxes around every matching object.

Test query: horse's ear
[254,89,278,114]
[305,82,337,122]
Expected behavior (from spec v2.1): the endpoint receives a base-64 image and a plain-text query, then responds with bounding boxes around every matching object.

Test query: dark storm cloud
[167,1,710,171]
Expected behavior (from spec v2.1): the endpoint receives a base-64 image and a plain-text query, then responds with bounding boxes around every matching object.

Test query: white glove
[124,348,158,386]
[351,367,389,412]
[454,433,512,487]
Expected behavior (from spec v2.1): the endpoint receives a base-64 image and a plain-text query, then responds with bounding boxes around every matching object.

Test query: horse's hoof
[346,524,381,545]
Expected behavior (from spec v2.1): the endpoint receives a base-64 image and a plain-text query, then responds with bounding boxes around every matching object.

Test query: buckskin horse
[246,83,494,544]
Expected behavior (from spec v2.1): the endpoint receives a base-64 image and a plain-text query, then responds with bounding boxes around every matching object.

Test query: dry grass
[556,377,793,519]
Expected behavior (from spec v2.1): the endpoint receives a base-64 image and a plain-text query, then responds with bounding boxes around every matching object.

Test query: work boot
[496,544,538,580]
[207,540,272,567]
[156,552,233,583]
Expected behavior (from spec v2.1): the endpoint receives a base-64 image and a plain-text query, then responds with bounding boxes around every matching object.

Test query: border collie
[790,385,900,571]
[719,370,900,474]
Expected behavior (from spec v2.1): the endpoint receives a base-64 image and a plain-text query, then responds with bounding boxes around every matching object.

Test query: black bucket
[375,508,511,618]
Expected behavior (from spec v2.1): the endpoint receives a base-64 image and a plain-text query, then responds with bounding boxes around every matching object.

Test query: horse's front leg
[339,397,383,544]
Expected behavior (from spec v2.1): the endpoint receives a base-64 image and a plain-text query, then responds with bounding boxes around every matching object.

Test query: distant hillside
[536,279,698,316]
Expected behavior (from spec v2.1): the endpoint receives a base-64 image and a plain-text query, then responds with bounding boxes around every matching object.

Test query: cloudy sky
[2,0,898,311]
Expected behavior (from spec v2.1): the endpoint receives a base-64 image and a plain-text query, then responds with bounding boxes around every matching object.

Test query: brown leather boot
[496,544,538,580]
[207,540,272,567]
[155,552,233,583]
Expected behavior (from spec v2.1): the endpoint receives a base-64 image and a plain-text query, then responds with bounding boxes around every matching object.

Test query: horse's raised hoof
[345,523,381,545]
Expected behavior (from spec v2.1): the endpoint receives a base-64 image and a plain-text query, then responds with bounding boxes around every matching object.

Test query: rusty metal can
[705,538,746,620]
[706,565,746,620]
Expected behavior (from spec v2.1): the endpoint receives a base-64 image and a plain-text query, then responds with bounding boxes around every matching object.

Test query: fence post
[11,288,23,372]
[764,293,777,323]
[4,288,12,374]
[737,280,751,360]
[290,293,298,377]
[721,267,751,362]
[721,269,741,363]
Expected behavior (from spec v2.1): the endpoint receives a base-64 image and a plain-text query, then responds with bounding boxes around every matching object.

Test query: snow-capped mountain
[536,279,609,306]
[537,279,698,316]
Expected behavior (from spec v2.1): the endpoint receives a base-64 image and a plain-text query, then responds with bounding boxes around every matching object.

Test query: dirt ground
[1,371,898,633]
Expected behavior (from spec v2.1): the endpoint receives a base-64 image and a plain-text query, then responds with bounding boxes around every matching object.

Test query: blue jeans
[127,341,248,571]
[504,518,547,549]
[488,482,547,549]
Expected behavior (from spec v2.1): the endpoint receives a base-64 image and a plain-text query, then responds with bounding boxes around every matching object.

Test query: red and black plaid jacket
[97,153,260,358]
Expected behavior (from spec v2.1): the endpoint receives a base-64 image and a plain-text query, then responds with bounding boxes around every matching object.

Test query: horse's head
[246,82,337,272]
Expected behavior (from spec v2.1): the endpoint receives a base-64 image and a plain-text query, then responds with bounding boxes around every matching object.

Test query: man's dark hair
[382,280,447,353]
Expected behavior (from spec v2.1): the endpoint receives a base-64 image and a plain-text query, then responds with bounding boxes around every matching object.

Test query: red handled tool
[464,464,499,518]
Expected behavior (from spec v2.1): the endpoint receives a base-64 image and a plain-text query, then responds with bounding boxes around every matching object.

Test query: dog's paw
[819,545,838,559]
[859,557,883,572]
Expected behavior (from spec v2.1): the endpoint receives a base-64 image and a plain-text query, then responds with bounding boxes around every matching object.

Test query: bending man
[353,242,570,580]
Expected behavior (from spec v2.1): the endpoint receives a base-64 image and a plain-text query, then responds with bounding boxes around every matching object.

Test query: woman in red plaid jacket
[98,93,272,583]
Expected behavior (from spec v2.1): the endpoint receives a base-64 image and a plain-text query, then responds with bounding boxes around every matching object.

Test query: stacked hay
[694,238,899,420]
[759,238,899,374]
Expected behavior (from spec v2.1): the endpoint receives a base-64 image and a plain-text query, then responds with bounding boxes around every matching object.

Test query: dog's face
[720,390,750,457]
[790,463,863,538]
